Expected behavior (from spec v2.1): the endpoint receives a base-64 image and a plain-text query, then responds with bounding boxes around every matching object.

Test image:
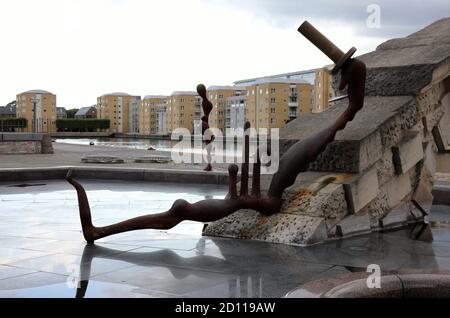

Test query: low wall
[50,132,113,138]
[0,166,230,185]
[0,133,53,154]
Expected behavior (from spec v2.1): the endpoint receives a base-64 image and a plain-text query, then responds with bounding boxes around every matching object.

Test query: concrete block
[1,133,43,141]
[343,168,379,214]
[412,178,434,215]
[336,213,371,237]
[81,156,124,164]
[203,209,328,246]
[143,169,228,185]
[385,173,412,209]
[423,142,437,176]
[0,169,16,182]
[73,168,144,181]
[0,141,42,154]
[14,168,67,181]
[392,132,424,175]
[380,202,409,228]
[432,182,450,205]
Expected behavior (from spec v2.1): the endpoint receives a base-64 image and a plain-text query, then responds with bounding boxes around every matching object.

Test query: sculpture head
[196,84,207,99]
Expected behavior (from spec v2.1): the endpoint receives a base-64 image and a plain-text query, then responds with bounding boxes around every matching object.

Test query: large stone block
[392,132,424,175]
[385,173,413,209]
[423,141,437,176]
[203,210,328,246]
[280,96,416,173]
[1,133,44,141]
[0,141,42,154]
[358,18,450,96]
[336,212,371,237]
[380,202,410,228]
[411,171,434,215]
[343,168,379,214]
[376,150,396,186]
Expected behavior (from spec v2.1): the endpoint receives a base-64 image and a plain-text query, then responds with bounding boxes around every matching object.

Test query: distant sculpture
[196,84,214,171]
[67,21,366,243]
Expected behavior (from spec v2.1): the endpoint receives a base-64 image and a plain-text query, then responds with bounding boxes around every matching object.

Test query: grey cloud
[208,0,449,38]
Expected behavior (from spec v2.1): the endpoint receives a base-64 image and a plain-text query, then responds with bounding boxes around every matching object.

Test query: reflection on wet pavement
[0,180,449,298]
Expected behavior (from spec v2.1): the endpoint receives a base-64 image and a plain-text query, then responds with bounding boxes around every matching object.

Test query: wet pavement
[0,180,449,298]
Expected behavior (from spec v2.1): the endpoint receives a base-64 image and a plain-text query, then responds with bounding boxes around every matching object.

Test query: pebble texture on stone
[204,18,450,246]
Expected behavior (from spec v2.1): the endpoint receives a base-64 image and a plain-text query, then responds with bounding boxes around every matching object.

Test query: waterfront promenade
[0,142,230,171]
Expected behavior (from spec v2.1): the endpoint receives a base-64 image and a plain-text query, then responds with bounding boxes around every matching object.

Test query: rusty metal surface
[196,84,214,171]
[67,21,367,243]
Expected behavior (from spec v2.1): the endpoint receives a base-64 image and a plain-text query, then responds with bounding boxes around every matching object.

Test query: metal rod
[298,21,345,63]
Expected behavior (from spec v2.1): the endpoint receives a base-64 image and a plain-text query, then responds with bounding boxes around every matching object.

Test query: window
[271,88,276,94]
[271,98,276,104]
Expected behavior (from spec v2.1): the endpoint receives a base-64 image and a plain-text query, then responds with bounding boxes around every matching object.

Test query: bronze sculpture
[67,21,367,243]
[196,84,214,171]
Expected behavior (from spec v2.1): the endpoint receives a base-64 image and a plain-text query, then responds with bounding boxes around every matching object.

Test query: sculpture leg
[67,169,246,242]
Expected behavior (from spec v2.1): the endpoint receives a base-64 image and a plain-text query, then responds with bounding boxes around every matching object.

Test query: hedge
[0,118,27,131]
[56,119,110,132]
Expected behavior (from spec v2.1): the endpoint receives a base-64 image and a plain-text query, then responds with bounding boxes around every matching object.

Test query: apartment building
[166,91,201,134]
[206,86,246,133]
[155,104,168,135]
[235,67,336,115]
[226,95,246,130]
[96,93,141,133]
[139,95,167,135]
[313,67,336,113]
[244,79,313,130]
[15,90,57,133]
[56,107,67,119]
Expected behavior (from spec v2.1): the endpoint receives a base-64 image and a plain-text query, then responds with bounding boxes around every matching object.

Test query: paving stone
[81,155,125,164]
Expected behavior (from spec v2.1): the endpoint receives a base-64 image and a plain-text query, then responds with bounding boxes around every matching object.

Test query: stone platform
[204,18,450,246]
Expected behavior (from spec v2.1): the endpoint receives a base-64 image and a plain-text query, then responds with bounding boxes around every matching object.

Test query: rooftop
[143,95,168,100]
[234,68,319,86]
[0,105,16,116]
[21,90,53,95]
[207,85,246,91]
[74,106,96,116]
[170,91,198,97]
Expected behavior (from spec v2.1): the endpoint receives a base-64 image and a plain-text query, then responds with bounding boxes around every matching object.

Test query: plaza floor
[0,179,449,298]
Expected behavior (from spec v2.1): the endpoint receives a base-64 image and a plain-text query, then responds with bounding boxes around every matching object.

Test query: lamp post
[30,97,39,133]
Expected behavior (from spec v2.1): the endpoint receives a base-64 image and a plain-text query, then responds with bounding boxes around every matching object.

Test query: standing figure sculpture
[196,84,214,171]
[66,21,367,243]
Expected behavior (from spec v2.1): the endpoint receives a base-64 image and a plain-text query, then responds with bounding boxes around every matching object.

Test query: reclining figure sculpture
[67,21,367,243]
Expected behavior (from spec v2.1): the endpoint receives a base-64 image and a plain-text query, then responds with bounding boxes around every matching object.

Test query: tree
[66,108,79,118]
[56,119,110,132]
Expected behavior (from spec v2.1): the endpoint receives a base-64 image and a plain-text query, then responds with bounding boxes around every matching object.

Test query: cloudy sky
[0,0,448,108]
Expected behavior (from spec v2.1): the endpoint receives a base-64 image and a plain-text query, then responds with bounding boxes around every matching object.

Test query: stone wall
[204,18,450,246]
[0,133,54,154]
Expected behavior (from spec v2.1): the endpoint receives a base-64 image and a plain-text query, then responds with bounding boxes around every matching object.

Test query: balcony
[289,111,297,118]
[288,102,298,108]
